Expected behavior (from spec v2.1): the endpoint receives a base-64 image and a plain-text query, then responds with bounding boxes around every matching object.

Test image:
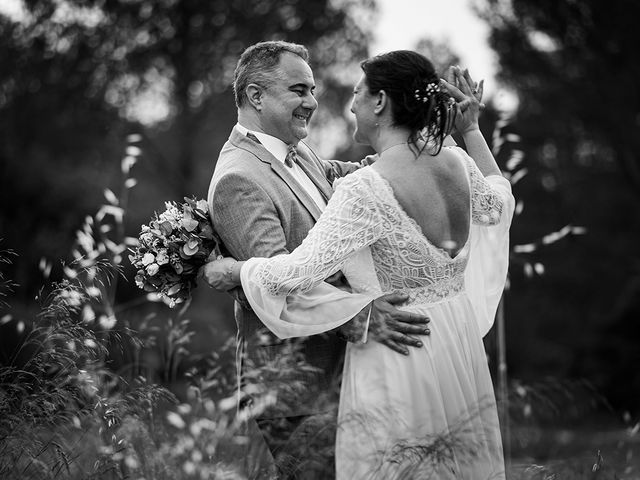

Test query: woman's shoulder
[437,146,483,181]
[331,167,388,204]
[440,145,471,163]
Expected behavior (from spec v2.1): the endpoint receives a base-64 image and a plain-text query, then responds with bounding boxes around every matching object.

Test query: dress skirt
[336,293,505,480]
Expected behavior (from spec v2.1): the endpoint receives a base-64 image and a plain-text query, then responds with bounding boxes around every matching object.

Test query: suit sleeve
[238,172,379,338]
[248,172,385,296]
[299,141,360,185]
[320,159,360,185]
[211,172,288,261]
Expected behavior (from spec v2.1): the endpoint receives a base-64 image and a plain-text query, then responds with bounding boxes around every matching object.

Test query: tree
[475,0,640,411]
[476,0,640,194]
[414,37,461,74]
[0,0,377,302]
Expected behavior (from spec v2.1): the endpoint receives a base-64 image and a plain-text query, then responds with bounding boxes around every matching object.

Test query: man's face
[259,52,318,145]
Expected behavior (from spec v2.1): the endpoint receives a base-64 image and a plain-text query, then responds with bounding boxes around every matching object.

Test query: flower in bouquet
[130,197,221,307]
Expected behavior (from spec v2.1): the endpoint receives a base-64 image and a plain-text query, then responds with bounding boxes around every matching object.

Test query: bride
[204,51,514,479]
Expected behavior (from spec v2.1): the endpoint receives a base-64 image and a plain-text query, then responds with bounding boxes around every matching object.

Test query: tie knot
[246,131,261,144]
[285,144,299,168]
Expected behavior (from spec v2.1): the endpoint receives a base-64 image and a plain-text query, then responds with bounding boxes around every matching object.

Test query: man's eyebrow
[289,83,315,90]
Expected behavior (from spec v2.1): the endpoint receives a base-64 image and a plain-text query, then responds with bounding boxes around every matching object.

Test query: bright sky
[371,0,498,95]
[0,0,514,122]
[0,0,496,90]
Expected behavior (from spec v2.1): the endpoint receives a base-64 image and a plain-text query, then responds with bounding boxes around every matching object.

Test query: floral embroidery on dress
[256,151,508,305]
[460,150,504,226]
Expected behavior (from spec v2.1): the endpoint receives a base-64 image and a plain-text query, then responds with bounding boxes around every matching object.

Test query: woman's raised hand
[441,66,484,135]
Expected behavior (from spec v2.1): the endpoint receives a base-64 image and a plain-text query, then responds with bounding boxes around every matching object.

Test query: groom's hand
[368,293,430,355]
[338,293,430,355]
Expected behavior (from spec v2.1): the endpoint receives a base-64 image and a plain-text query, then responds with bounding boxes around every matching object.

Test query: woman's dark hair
[360,50,455,155]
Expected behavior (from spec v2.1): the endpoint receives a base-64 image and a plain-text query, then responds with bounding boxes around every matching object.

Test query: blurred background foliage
[0,0,638,438]
[476,0,640,414]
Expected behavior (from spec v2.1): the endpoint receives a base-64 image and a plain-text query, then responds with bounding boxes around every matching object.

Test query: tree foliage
[476,0,640,411]
[0,0,376,301]
[476,0,640,192]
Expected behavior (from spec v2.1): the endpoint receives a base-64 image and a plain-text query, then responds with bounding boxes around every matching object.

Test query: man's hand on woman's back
[338,292,430,355]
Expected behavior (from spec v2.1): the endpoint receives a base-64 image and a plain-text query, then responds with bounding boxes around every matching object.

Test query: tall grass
[0,133,637,479]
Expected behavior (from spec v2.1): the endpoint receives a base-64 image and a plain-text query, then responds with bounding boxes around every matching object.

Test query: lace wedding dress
[240,147,514,479]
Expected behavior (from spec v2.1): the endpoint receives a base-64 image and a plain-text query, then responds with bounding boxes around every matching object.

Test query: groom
[206,40,429,478]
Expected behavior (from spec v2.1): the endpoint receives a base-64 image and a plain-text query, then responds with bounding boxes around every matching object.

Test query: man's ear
[246,84,263,111]
[374,90,387,115]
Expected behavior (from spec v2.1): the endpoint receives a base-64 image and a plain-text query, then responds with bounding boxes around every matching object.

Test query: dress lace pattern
[255,147,506,305]
[467,152,505,226]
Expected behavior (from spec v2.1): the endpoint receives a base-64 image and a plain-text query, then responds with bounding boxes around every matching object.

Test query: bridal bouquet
[129,197,221,307]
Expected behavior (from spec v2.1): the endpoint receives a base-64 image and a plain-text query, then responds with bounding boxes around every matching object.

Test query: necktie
[246,132,261,144]
[285,144,299,168]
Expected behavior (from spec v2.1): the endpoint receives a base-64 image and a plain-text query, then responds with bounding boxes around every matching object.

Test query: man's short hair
[233,41,310,108]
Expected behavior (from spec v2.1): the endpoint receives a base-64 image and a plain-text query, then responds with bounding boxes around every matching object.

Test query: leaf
[103,188,119,205]
[159,221,173,235]
[509,168,528,185]
[182,241,199,256]
[121,156,137,174]
[96,205,124,222]
[126,145,142,156]
[513,243,536,253]
[181,217,199,232]
[200,224,214,239]
[196,199,209,213]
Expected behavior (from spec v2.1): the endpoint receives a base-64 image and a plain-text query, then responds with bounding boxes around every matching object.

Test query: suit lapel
[229,129,325,221]
[294,146,334,203]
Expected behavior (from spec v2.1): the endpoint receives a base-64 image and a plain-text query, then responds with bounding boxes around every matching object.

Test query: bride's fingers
[463,68,484,103]
[463,68,477,91]
[440,78,465,102]
[457,98,473,113]
[454,67,474,96]
[443,66,456,86]
[476,79,485,102]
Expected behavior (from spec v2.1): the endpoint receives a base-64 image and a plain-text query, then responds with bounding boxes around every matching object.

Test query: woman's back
[372,146,471,258]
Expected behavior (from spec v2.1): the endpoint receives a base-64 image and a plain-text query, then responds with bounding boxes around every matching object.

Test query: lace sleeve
[255,170,386,296]
[456,147,507,226]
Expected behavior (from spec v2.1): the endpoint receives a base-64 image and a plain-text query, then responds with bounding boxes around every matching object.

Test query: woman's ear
[246,84,263,111]
[374,90,387,115]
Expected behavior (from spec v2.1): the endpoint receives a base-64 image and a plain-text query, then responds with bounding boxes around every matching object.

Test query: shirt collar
[235,123,290,164]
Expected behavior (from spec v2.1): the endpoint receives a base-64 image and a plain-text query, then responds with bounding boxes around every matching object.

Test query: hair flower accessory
[414,82,441,103]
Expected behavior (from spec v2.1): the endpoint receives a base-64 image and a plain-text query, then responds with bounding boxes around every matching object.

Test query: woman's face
[350,74,376,144]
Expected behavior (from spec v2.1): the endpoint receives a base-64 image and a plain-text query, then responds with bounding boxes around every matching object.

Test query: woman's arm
[441,66,501,178]
[253,172,386,296]
[202,171,386,294]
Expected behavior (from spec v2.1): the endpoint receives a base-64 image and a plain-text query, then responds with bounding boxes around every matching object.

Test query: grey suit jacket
[208,127,360,418]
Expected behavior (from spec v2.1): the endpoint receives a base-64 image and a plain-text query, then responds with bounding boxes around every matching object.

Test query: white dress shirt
[235,124,327,211]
